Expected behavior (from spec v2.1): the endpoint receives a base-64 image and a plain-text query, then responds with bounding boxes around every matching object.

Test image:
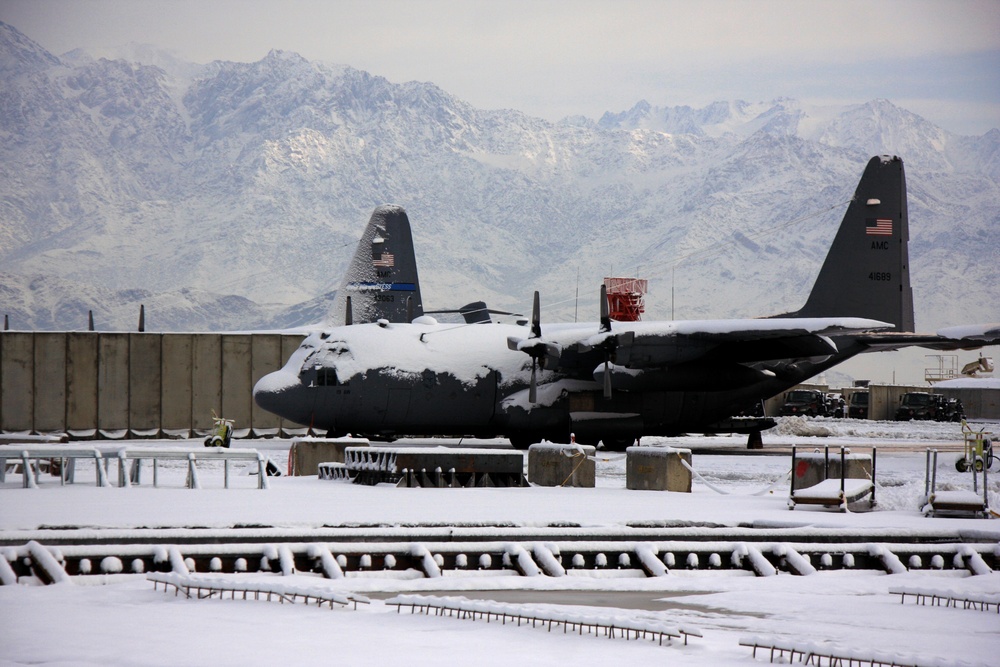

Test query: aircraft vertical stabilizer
[785,155,914,332]
[328,205,424,325]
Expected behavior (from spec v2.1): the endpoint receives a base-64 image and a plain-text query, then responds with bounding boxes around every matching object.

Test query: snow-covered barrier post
[527,442,595,487]
[25,541,72,584]
[625,446,692,492]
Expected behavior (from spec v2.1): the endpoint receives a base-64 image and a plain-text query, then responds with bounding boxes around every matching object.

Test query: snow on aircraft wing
[577,317,894,368]
[855,323,1000,352]
[936,323,1000,341]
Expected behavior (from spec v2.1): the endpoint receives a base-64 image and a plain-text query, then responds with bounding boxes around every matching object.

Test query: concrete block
[527,442,595,487]
[626,446,692,492]
[289,437,370,476]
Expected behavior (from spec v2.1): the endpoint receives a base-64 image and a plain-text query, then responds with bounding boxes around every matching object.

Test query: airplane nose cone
[253,370,304,422]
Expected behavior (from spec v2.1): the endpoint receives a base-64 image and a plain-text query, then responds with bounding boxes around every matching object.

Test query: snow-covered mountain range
[2,21,997,349]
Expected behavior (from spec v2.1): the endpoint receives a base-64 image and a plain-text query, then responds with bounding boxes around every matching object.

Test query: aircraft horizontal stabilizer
[936,323,1000,341]
[858,324,1000,352]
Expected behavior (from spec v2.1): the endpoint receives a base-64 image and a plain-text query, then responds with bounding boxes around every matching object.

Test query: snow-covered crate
[527,443,595,487]
[625,446,692,492]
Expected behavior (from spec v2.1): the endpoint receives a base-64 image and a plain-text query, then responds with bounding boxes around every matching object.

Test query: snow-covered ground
[2,418,999,666]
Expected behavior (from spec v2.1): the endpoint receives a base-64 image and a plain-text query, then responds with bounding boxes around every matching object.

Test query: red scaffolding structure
[603,277,647,321]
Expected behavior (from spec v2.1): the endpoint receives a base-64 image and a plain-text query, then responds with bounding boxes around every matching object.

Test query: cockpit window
[316,367,339,386]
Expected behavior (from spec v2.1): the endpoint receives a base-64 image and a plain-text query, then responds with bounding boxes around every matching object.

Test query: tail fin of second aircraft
[329,205,424,325]
[781,155,914,332]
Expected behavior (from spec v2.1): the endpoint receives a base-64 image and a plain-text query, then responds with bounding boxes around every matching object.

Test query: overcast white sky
[2,0,999,134]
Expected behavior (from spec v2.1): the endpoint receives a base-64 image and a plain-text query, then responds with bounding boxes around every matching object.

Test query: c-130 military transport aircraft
[254,156,1000,449]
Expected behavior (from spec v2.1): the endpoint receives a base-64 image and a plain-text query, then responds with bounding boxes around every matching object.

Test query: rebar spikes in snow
[386,594,702,647]
[148,572,369,610]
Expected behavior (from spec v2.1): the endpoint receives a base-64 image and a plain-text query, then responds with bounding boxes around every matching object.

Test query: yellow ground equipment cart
[204,413,234,448]
[956,420,994,472]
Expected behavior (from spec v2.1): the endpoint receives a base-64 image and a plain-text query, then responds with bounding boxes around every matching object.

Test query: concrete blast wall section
[868,384,927,421]
[937,387,1000,421]
[0,332,306,437]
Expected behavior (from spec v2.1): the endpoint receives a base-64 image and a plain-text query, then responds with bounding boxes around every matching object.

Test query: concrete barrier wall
[161,334,193,432]
[129,334,161,433]
[34,333,67,432]
[868,384,927,421]
[221,335,253,432]
[192,334,222,431]
[251,335,282,434]
[0,332,306,437]
[1,333,33,432]
[98,334,129,434]
[937,387,1000,420]
[66,333,98,433]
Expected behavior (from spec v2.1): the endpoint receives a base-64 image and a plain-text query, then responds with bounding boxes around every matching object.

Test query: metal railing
[1,445,270,489]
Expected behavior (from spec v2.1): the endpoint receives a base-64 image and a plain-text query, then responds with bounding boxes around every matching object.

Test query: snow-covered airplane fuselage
[254,316,887,447]
[254,156,1000,449]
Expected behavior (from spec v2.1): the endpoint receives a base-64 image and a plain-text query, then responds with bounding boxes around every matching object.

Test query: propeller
[525,292,541,402]
[507,291,558,404]
[586,284,632,399]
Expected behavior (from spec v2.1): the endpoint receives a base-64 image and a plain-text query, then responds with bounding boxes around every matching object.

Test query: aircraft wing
[855,323,1000,352]
[577,317,893,368]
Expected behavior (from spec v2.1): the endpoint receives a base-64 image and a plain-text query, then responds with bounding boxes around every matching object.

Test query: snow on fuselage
[253,316,888,441]
[253,319,582,437]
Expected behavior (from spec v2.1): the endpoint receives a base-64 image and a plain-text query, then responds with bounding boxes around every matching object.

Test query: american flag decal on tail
[372,252,395,267]
[865,218,893,236]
